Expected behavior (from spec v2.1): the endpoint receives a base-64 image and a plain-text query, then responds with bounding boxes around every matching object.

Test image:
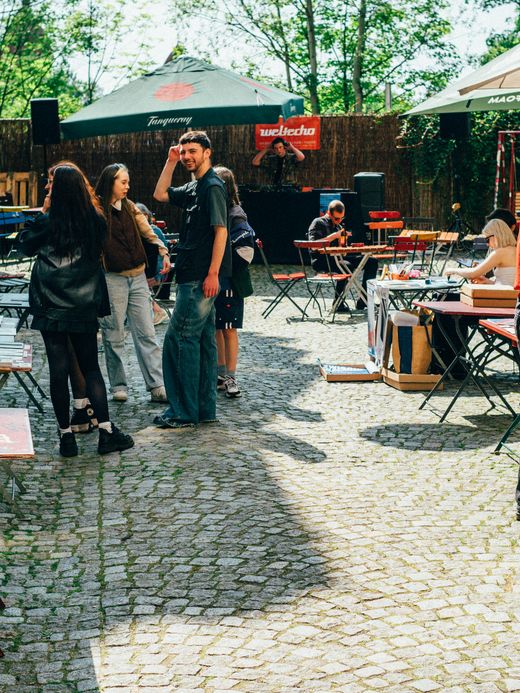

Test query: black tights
[41,331,109,429]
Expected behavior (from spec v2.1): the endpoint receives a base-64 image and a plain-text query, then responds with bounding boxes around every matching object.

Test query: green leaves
[0,0,157,118]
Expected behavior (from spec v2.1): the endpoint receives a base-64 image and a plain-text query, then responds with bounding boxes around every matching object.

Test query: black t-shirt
[168,168,231,283]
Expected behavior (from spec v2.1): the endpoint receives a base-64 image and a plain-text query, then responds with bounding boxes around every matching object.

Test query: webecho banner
[255,116,321,150]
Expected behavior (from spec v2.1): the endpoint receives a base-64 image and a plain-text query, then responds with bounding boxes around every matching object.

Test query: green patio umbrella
[405,44,520,115]
[61,56,304,139]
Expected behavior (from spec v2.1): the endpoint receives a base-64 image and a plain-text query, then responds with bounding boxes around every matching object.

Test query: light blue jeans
[162,280,217,424]
[100,272,164,394]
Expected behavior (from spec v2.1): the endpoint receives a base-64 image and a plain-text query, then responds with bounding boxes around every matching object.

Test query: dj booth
[239,188,367,264]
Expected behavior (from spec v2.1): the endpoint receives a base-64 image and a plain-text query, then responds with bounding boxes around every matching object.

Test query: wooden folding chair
[255,239,305,319]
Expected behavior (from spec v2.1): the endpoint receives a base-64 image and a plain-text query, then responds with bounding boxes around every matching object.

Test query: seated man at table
[307,200,378,310]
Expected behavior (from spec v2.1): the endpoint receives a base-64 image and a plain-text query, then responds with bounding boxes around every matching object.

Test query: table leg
[494,413,520,454]
[13,372,44,413]
[420,316,477,413]
[334,253,369,308]
[461,322,517,415]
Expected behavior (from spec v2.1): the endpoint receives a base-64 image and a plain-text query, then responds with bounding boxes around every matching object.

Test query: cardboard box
[381,368,443,391]
[320,363,382,382]
[460,293,517,308]
[461,284,518,308]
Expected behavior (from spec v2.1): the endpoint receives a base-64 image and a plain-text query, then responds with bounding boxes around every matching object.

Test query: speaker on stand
[439,113,471,140]
[30,98,61,175]
[439,114,471,214]
[353,172,385,223]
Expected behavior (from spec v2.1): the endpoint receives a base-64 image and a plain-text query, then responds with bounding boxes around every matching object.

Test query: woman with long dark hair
[18,164,134,457]
[213,166,254,398]
[95,163,169,403]
[43,160,100,434]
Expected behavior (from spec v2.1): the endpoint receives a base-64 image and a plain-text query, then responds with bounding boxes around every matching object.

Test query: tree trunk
[352,0,367,113]
[275,0,293,91]
[305,0,320,114]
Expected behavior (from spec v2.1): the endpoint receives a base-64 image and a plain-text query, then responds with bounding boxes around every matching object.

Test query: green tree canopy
[0,0,157,119]
[169,0,462,114]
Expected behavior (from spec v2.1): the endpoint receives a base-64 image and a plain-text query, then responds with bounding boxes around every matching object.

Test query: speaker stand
[42,144,48,177]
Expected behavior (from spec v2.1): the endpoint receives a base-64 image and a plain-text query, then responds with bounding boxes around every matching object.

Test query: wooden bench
[0,408,32,516]
[0,343,47,412]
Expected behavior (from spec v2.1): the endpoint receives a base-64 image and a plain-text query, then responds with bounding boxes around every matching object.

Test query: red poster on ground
[255,116,321,150]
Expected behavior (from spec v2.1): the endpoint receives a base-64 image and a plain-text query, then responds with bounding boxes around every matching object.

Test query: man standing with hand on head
[153,131,231,429]
[252,137,305,187]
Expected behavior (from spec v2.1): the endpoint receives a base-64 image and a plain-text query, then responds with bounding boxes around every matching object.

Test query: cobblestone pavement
[1,265,519,692]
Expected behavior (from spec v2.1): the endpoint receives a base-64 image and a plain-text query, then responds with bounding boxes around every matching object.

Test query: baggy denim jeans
[162,280,217,424]
[100,272,164,393]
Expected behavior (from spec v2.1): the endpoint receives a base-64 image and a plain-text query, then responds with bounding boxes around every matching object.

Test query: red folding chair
[293,239,351,321]
[255,239,305,318]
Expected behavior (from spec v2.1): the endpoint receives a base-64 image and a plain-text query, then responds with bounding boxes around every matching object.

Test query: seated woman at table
[445,218,516,285]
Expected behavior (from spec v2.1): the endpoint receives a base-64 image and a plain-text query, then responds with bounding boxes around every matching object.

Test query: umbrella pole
[494,132,504,209]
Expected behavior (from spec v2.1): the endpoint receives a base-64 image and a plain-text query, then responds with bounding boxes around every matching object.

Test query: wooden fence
[0,115,456,228]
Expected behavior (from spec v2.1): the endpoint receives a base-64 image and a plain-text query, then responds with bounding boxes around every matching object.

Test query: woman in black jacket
[18,164,134,457]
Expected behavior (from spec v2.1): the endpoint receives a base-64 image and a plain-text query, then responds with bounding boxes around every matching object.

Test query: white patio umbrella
[405,44,520,115]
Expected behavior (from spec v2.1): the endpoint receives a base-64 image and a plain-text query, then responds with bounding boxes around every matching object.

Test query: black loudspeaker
[353,172,385,223]
[439,113,471,140]
[340,191,367,244]
[30,99,61,145]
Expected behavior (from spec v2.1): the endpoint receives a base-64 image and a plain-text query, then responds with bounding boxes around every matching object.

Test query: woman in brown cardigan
[95,163,170,403]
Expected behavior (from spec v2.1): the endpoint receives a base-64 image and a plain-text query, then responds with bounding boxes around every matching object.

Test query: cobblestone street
[1,266,519,692]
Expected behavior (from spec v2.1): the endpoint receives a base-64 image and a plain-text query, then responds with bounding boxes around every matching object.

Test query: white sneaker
[153,307,169,326]
[224,376,241,398]
[112,390,128,402]
[150,386,168,403]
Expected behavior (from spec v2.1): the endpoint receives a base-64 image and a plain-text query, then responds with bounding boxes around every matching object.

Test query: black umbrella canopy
[61,56,305,139]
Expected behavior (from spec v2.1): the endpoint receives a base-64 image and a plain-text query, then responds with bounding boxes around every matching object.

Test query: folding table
[0,408,32,516]
[366,278,462,366]
[0,205,28,263]
[0,292,30,328]
[414,300,515,422]
[0,343,47,412]
[478,319,520,455]
[319,244,391,312]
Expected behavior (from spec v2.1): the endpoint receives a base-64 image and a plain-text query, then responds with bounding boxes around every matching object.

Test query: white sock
[59,426,72,435]
[98,421,113,433]
[73,398,89,410]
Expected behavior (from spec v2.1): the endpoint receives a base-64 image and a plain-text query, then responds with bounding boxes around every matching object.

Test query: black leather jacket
[17,214,110,323]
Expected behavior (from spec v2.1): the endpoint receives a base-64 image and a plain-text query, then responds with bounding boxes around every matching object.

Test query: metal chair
[293,239,351,321]
[255,239,305,319]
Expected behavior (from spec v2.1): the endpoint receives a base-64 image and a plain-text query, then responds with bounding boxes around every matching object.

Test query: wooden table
[320,244,391,310]
[0,408,32,515]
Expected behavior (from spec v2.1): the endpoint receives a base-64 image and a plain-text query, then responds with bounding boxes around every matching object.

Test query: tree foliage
[0,0,84,118]
[476,0,520,63]
[400,110,520,226]
[0,0,156,118]
[169,0,461,114]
